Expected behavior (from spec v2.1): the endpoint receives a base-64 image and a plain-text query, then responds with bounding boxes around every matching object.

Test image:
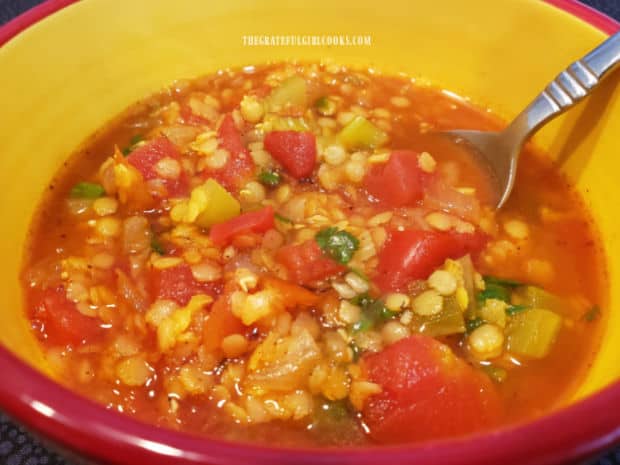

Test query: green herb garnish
[311,399,354,430]
[122,134,144,156]
[315,227,359,264]
[151,235,165,255]
[350,342,362,362]
[483,276,523,288]
[352,315,374,333]
[350,293,396,332]
[258,169,282,187]
[368,298,397,320]
[322,400,350,420]
[275,213,293,224]
[466,317,484,333]
[477,283,511,306]
[70,182,105,199]
[506,304,529,316]
[314,96,337,116]
[582,305,601,322]
[351,292,373,308]
[379,306,399,320]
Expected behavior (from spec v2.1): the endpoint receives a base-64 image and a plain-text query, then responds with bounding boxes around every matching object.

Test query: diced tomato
[127,136,188,197]
[424,177,481,222]
[375,229,488,292]
[364,150,432,207]
[202,290,245,353]
[153,264,222,306]
[202,114,255,191]
[262,276,319,308]
[30,287,102,346]
[275,240,345,287]
[263,131,316,179]
[127,137,179,180]
[209,206,275,246]
[361,335,502,444]
[218,113,247,155]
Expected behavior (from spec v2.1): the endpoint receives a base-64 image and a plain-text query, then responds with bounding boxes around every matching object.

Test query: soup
[21,63,607,446]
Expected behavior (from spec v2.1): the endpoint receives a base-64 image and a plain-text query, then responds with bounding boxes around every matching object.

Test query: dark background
[1,0,619,464]
[1,0,620,19]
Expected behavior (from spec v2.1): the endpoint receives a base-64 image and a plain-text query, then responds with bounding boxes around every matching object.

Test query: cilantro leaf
[483,275,523,288]
[350,293,397,332]
[314,96,337,116]
[506,304,529,316]
[465,317,484,333]
[275,213,293,224]
[151,235,165,255]
[122,134,144,156]
[258,169,282,187]
[70,182,105,199]
[476,283,511,306]
[582,305,601,322]
[315,227,359,264]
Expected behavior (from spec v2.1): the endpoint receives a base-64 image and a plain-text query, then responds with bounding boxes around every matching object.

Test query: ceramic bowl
[1,1,619,464]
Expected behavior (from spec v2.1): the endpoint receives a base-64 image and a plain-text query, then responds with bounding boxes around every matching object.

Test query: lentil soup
[21,63,607,446]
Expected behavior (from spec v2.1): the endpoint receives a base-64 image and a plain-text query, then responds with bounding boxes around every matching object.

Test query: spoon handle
[507,31,620,140]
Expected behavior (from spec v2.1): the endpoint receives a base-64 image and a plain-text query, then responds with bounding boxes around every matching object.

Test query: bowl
[1,0,620,464]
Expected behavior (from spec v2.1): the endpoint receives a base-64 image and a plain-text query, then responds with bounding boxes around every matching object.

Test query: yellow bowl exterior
[0,0,618,399]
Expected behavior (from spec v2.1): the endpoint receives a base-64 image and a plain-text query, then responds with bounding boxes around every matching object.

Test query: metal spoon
[444,31,620,209]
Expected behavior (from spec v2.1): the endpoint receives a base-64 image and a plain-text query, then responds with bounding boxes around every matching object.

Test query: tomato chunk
[264,131,317,179]
[275,240,345,287]
[364,150,430,207]
[218,113,247,155]
[262,276,320,308]
[209,206,275,246]
[202,290,245,353]
[375,229,487,292]
[153,264,222,306]
[30,287,102,346]
[361,335,502,444]
[204,114,255,191]
[127,136,188,197]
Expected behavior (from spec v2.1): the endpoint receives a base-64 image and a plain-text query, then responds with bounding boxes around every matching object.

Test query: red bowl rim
[1,1,620,464]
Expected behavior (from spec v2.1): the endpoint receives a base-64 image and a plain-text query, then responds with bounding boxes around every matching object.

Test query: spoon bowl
[444,31,620,209]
